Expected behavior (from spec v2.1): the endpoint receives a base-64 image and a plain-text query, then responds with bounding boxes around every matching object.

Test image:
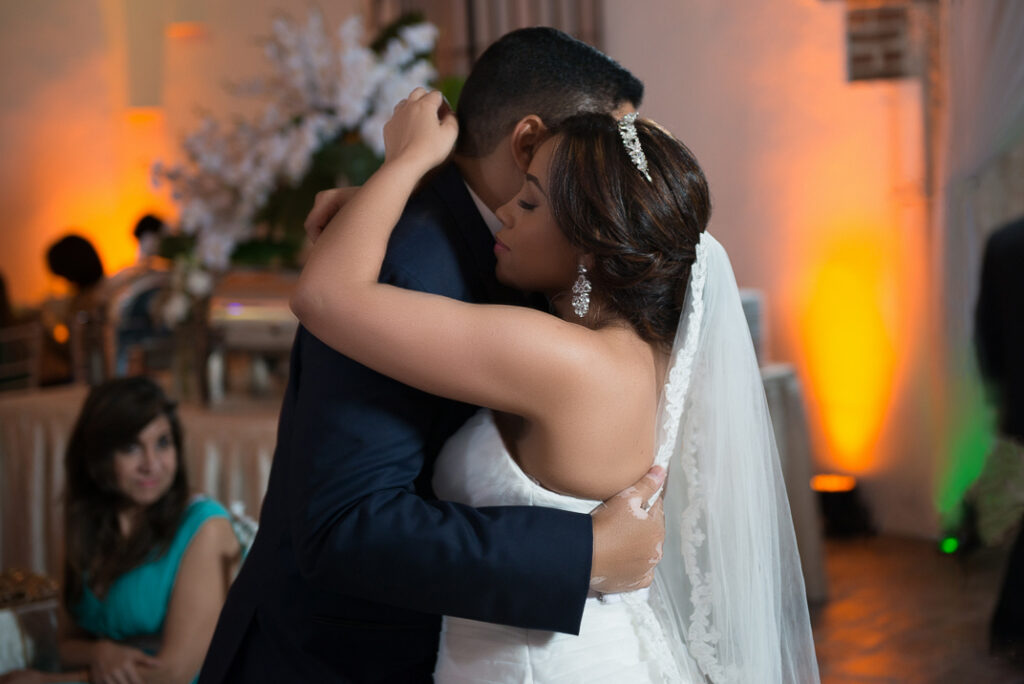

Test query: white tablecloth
[761,364,828,604]
[1,369,826,603]
[0,385,277,575]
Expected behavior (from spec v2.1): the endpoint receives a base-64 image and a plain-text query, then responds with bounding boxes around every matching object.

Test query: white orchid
[184,267,214,298]
[162,291,191,329]
[400,23,439,56]
[151,11,439,328]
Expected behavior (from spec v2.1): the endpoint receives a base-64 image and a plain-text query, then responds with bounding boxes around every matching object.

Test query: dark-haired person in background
[3,378,242,684]
[975,215,1024,665]
[46,234,105,296]
[38,234,108,384]
[0,272,13,328]
[132,215,166,264]
[106,215,172,376]
[199,28,668,683]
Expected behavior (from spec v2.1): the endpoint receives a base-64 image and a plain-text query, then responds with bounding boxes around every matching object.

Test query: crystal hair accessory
[617,112,652,182]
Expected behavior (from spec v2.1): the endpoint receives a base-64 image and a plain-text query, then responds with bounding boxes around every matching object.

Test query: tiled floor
[812,536,1024,683]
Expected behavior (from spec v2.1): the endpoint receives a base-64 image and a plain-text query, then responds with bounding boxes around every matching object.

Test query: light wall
[0,0,359,308]
[604,0,936,535]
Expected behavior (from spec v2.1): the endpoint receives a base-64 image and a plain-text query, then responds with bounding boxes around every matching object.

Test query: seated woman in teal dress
[1,377,242,684]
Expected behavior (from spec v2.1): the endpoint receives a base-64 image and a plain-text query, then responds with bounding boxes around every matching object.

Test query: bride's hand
[383,88,457,175]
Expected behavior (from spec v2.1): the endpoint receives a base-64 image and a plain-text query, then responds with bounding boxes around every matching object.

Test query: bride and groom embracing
[199,27,819,683]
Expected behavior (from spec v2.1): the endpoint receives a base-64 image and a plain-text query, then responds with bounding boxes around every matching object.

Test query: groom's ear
[509,115,547,174]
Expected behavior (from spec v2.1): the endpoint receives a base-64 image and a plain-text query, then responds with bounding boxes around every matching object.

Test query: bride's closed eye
[517,199,538,211]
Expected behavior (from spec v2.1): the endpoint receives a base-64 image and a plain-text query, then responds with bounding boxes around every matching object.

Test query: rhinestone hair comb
[617,112,652,182]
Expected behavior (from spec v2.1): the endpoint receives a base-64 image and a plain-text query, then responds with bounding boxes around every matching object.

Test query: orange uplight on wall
[166,22,207,40]
[125,107,162,123]
[811,474,857,493]
[796,227,906,474]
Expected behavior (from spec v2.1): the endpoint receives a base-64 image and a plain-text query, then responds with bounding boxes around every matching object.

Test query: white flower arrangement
[152,11,439,328]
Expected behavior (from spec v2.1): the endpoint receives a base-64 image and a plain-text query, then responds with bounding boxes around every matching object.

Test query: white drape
[939,0,1024,354]
[935,0,1024,518]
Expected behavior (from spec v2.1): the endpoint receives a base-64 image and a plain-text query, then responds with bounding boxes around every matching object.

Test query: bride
[291,87,819,682]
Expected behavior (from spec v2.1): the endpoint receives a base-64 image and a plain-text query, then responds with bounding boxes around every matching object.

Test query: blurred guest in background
[133,214,166,265]
[107,216,172,376]
[41,234,107,384]
[45,234,106,302]
[108,215,169,291]
[0,272,13,328]
[1,377,242,683]
[974,214,1024,664]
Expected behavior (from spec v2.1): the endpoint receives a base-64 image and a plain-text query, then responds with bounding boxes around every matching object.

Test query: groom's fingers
[634,465,667,499]
[614,465,666,518]
[590,465,667,594]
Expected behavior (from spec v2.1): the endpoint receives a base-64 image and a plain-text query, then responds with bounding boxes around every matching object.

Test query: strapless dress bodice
[430,409,693,683]
[432,408,601,514]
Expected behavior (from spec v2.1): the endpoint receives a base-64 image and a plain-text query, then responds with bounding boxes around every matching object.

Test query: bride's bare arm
[292,89,592,421]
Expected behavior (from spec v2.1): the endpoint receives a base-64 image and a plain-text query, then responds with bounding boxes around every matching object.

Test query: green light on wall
[940,537,959,554]
[936,369,994,527]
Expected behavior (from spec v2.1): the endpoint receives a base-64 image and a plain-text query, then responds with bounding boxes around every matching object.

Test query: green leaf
[335,140,382,185]
[435,75,465,111]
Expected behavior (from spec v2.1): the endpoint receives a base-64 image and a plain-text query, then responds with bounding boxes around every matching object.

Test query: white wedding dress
[432,409,698,683]
[432,233,820,684]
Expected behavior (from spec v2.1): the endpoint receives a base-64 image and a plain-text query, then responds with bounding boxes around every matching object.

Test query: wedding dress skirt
[432,409,698,683]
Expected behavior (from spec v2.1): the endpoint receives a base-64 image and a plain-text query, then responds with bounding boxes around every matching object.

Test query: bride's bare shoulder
[521,324,664,500]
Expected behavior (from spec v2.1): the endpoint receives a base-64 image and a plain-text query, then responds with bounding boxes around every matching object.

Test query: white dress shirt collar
[464,181,503,237]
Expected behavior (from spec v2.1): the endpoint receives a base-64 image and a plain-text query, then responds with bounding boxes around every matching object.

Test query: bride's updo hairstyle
[546,114,711,348]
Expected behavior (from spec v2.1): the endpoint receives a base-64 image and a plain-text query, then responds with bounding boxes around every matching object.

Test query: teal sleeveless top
[72,496,230,647]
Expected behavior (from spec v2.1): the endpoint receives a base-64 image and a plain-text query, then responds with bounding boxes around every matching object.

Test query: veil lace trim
[654,236,707,470]
[650,232,818,683]
[651,235,734,682]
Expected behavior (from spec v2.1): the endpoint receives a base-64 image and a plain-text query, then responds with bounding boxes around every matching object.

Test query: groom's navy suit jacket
[198,164,593,683]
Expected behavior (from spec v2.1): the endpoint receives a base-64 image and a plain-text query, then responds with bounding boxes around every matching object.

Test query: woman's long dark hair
[546,114,711,349]
[63,377,189,607]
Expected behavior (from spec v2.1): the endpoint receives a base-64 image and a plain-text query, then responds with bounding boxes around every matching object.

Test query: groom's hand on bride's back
[590,465,667,594]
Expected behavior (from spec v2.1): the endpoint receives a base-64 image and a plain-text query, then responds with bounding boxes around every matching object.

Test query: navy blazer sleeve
[282,169,593,634]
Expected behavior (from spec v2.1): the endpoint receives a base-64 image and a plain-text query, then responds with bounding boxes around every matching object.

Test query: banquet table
[0,385,277,576]
[1,367,826,604]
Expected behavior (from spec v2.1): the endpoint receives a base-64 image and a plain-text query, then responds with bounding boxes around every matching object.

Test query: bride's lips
[493,238,510,255]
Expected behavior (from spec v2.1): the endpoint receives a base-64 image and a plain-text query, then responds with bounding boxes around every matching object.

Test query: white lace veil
[648,232,820,683]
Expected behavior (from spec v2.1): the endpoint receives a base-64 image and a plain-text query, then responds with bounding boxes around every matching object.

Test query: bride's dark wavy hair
[63,377,188,607]
[546,113,711,349]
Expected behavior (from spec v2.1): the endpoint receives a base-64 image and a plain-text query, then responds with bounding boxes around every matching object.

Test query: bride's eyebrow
[525,173,548,198]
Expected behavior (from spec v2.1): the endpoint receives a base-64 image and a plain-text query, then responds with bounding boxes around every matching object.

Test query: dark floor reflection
[812,536,1024,683]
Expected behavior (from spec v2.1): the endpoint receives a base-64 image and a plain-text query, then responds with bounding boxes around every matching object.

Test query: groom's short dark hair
[455,27,643,157]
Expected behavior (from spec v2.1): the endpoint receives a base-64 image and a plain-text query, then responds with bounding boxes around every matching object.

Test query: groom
[199,28,664,683]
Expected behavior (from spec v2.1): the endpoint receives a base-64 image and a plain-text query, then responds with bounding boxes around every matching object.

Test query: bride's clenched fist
[383,88,458,174]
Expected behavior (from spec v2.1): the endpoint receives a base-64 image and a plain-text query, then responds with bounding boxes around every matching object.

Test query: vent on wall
[845,4,914,81]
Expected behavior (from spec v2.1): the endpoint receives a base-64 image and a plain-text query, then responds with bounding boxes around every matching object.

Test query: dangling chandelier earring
[572,264,592,318]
